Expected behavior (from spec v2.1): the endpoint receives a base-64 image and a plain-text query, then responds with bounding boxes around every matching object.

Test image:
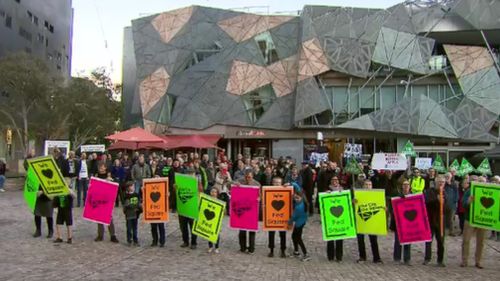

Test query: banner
[371,153,408,170]
[175,173,199,219]
[82,177,119,225]
[470,182,500,231]
[319,191,357,241]
[458,158,475,177]
[475,158,492,176]
[392,194,432,244]
[354,190,387,235]
[432,154,446,173]
[402,140,416,157]
[262,186,293,231]
[27,156,69,198]
[192,193,226,243]
[142,178,169,223]
[415,158,432,170]
[80,144,106,153]
[230,185,260,231]
[43,140,70,158]
[24,168,39,212]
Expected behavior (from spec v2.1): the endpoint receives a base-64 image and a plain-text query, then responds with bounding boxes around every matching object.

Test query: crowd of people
[20,148,500,267]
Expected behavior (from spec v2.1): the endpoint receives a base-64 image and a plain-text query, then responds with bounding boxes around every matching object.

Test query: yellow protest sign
[354,189,387,235]
[27,156,69,198]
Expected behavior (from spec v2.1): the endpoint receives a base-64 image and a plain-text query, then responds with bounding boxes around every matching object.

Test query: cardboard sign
[80,144,106,153]
[24,168,39,212]
[262,186,293,231]
[192,194,226,243]
[230,185,260,231]
[475,158,492,176]
[344,143,362,158]
[44,140,70,158]
[27,156,69,198]
[142,178,169,223]
[470,182,500,231]
[402,140,416,157]
[354,190,387,235]
[392,194,432,244]
[82,177,118,225]
[415,158,432,170]
[319,191,357,241]
[432,154,446,173]
[371,153,408,170]
[175,173,199,219]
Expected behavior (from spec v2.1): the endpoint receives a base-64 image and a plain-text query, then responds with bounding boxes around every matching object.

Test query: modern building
[123,0,500,167]
[0,0,74,162]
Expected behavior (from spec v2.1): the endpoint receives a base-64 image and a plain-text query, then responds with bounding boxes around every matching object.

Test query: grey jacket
[131,163,151,182]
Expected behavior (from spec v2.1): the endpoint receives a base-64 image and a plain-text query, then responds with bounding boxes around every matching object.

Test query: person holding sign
[289,191,310,261]
[391,180,412,265]
[423,176,450,267]
[53,190,76,244]
[207,188,223,253]
[325,176,345,262]
[33,186,54,238]
[177,168,202,249]
[460,176,488,269]
[354,179,383,264]
[266,177,289,258]
[237,168,261,254]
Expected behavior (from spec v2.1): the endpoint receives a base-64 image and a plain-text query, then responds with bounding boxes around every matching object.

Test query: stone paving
[0,178,499,281]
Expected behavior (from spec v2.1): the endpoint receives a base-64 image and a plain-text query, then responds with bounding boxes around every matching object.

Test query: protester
[237,168,261,254]
[33,185,54,238]
[267,176,287,258]
[355,179,382,263]
[0,158,6,192]
[65,151,78,190]
[392,180,412,265]
[214,162,232,214]
[53,189,76,244]
[111,159,126,206]
[95,163,119,243]
[457,179,468,235]
[326,176,344,262]
[131,155,151,198]
[123,182,140,246]
[299,161,314,216]
[410,168,425,194]
[178,167,201,249]
[444,172,458,236]
[76,153,89,207]
[208,187,221,254]
[289,190,310,261]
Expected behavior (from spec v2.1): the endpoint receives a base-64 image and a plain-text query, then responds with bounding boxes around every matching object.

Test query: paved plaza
[0,178,499,281]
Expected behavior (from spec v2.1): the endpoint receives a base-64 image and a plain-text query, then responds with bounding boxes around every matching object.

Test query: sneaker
[180,243,189,248]
[301,255,311,262]
[151,241,158,247]
[190,244,197,250]
[133,241,139,247]
[357,258,366,263]
[208,247,214,253]
[0,188,5,192]
[373,259,383,264]
[404,261,412,266]
[159,243,165,248]
[437,262,446,267]
[46,231,53,239]
[110,236,119,243]
[215,249,220,254]
[247,250,254,255]
[291,251,300,258]
[53,238,63,243]
[33,231,41,238]
[94,237,103,242]
[423,260,430,265]
[127,241,132,247]
[267,252,274,258]
[459,263,467,267]
[239,248,246,253]
[280,250,286,258]
[475,263,483,269]
[67,238,72,244]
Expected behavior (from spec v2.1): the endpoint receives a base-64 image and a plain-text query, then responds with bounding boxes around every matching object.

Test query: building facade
[0,0,74,162]
[123,0,500,165]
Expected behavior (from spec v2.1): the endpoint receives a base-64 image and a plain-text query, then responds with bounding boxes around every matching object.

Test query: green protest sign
[344,157,363,175]
[175,173,199,219]
[27,156,69,198]
[402,140,416,157]
[449,159,460,172]
[319,191,357,241]
[475,158,492,176]
[470,182,500,231]
[354,190,387,235]
[192,193,226,243]
[432,154,446,173]
[24,168,39,212]
[458,158,474,177]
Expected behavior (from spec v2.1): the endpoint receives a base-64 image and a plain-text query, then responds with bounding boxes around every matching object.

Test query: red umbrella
[106,127,165,150]
[161,135,221,149]
[108,141,168,151]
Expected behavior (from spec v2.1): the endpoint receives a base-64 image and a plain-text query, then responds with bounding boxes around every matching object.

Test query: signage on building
[236,130,265,137]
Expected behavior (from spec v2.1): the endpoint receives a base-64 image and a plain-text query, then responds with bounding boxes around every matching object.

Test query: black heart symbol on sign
[404,210,417,222]
[480,197,494,209]
[204,209,215,221]
[41,169,53,179]
[330,206,343,218]
[178,190,193,204]
[271,200,285,211]
[150,192,161,203]
[232,200,252,217]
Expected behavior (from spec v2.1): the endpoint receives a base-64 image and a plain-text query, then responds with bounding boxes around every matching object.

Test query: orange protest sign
[142,178,169,223]
[262,186,293,231]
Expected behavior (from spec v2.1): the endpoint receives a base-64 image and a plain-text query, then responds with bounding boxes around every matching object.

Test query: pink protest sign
[83,177,119,225]
[229,185,260,231]
[392,193,432,244]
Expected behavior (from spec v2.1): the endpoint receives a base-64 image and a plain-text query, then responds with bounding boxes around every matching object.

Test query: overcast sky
[71,0,401,83]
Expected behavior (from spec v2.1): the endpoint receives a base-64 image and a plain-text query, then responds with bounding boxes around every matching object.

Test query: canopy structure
[162,135,221,149]
[106,127,166,150]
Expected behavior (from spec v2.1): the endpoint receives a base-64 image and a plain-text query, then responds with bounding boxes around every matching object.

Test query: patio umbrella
[106,127,165,150]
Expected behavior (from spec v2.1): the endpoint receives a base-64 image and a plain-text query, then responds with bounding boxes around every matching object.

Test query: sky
[71,0,401,83]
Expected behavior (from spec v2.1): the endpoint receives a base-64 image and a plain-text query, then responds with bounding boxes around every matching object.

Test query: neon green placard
[354,189,387,235]
[470,182,500,231]
[27,156,69,198]
[192,193,226,243]
[24,168,39,212]
[175,173,199,219]
[319,191,357,241]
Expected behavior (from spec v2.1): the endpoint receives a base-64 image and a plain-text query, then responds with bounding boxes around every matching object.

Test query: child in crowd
[208,188,221,254]
[53,189,76,244]
[289,191,310,261]
[123,182,141,246]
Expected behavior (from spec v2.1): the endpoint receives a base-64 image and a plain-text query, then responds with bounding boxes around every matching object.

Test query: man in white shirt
[76,153,89,207]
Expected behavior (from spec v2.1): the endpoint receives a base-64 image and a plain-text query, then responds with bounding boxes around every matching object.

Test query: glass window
[242,85,276,124]
[428,85,439,102]
[349,86,359,115]
[411,85,427,97]
[380,86,396,109]
[332,86,347,114]
[359,86,375,115]
[254,31,279,65]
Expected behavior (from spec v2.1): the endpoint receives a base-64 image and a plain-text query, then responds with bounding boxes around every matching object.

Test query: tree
[0,53,54,155]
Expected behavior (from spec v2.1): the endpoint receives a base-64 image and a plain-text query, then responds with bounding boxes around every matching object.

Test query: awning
[106,127,164,143]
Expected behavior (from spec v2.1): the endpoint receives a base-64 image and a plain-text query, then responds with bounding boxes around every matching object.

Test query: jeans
[126,219,138,243]
[69,177,77,190]
[179,215,197,245]
[239,231,256,252]
[393,229,411,262]
[268,231,287,251]
[0,175,6,189]
[77,178,89,207]
[357,234,381,261]
[292,226,307,255]
[326,240,343,261]
[424,226,446,263]
[151,223,165,245]
[134,180,143,199]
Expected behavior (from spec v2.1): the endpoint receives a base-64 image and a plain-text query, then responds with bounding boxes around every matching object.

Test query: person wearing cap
[237,168,261,254]
[410,168,425,194]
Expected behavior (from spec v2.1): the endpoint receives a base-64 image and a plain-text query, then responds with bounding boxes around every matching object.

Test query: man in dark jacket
[300,161,314,215]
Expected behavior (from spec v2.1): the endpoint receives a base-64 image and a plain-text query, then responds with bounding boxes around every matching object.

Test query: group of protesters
[23,147,499,267]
